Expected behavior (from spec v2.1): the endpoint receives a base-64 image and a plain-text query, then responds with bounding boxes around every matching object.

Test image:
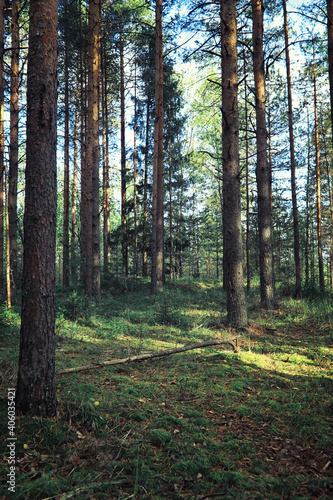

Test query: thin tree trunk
[16,0,58,416]
[151,0,164,293]
[101,45,111,275]
[63,0,70,287]
[133,62,138,276]
[244,57,251,292]
[313,50,325,292]
[8,0,20,301]
[221,0,247,326]
[120,22,128,277]
[251,0,276,309]
[142,96,150,277]
[320,111,333,288]
[0,0,4,298]
[80,0,88,284]
[169,138,173,280]
[5,165,11,308]
[283,0,302,297]
[71,80,79,286]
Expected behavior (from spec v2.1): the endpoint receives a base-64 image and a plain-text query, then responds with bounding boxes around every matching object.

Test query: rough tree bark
[120,22,128,277]
[151,0,164,293]
[221,0,247,326]
[251,0,277,309]
[82,0,101,297]
[16,0,58,416]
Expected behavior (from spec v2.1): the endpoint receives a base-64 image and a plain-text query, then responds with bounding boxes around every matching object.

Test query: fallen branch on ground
[57,338,239,375]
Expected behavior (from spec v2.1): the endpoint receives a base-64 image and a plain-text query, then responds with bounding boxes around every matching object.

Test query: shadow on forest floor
[0,278,332,499]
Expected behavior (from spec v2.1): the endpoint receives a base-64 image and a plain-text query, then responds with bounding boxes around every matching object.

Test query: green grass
[0,278,332,499]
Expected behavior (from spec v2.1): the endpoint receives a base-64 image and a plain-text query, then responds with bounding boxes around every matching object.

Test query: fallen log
[57,338,238,375]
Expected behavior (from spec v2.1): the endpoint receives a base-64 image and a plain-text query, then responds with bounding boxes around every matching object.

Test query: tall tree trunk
[320,111,333,288]
[16,0,58,416]
[251,0,276,309]
[133,62,138,276]
[313,53,325,292]
[5,165,11,308]
[120,22,128,277]
[0,0,4,298]
[63,0,70,287]
[79,0,86,284]
[151,0,164,293]
[327,0,333,146]
[244,57,251,292]
[101,45,111,274]
[283,0,302,297]
[221,0,247,326]
[142,96,150,277]
[90,0,101,297]
[168,138,173,280]
[8,0,19,301]
[71,79,79,286]
[82,0,101,297]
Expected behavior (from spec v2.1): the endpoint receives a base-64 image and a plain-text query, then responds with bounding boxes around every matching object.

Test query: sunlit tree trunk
[151,0,164,293]
[313,51,325,292]
[16,0,58,416]
[0,0,4,298]
[82,0,101,297]
[221,0,247,326]
[8,0,19,301]
[283,0,301,297]
[5,166,11,308]
[252,0,276,309]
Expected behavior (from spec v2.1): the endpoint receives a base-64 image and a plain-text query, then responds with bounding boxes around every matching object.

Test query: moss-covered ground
[0,279,332,499]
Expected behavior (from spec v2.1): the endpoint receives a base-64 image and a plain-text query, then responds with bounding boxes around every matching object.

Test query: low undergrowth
[0,279,332,499]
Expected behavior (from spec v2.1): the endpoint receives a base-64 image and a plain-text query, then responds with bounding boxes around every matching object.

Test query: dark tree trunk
[221,0,247,326]
[142,96,150,277]
[101,46,111,274]
[120,23,128,277]
[0,0,4,298]
[16,0,58,416]
[251,0,277,309]
[63,0,70,287]
[151,0,164,293]
[8,0,20,301]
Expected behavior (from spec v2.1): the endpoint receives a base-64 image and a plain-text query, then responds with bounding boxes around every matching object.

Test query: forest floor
[0,278,333,499]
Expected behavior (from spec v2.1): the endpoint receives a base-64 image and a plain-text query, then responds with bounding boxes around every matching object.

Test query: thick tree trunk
[221,0,247,326]
[169,138,173,280]
[151,0,164,293]
[16,0,58,416]
[8,0,20,301]
[283,0,302,297]
[251,0,276,309]
[83,0,101,297]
